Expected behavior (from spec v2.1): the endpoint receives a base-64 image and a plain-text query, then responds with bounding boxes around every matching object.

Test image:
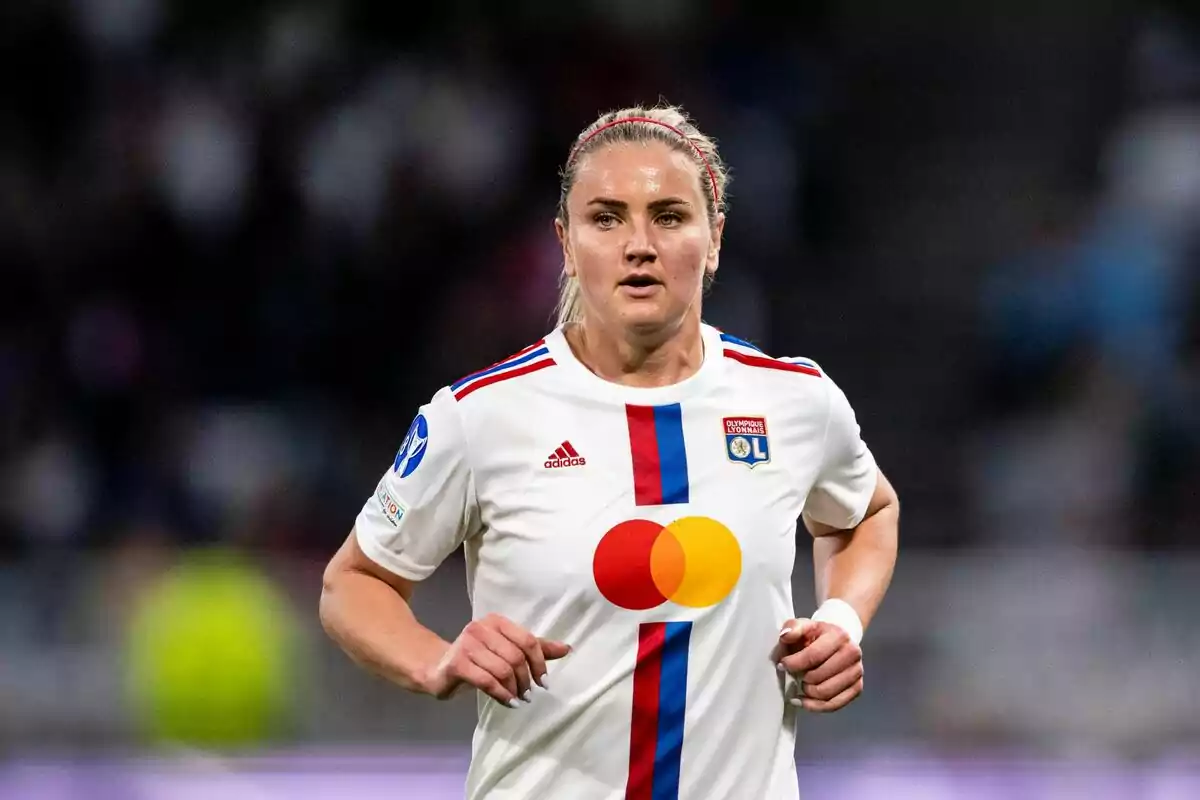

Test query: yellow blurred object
[125,548,299,748]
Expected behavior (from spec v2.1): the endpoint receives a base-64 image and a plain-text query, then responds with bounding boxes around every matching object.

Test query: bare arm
[321,527,571,705]
[805,469,900,632]
[319,527,449,696]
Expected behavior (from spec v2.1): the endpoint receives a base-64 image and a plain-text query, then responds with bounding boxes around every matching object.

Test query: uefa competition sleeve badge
[392,413,429,478]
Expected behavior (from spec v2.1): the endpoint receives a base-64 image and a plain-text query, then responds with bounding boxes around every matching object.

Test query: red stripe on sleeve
[722,348,822,377]
[453,359,556,400]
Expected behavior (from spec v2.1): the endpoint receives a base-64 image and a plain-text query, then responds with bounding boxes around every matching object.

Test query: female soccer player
[320,103,900,800]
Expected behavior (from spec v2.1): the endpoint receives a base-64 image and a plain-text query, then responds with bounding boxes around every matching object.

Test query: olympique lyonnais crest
[724,416,770,467]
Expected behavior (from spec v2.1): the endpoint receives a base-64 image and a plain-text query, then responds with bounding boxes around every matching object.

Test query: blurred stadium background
[3,0,1200,797]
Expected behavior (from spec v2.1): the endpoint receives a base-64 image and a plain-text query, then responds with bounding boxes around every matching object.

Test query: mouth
[618,274,662,290]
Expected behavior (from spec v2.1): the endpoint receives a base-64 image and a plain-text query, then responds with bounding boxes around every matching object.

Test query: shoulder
[714,329,825,381]
[712,328,864,440]
[447,336,560,404]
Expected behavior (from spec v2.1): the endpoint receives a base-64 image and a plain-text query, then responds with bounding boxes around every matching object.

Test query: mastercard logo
[592,517,742,610]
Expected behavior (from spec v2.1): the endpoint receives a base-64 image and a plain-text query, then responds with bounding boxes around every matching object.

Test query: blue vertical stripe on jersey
[653,621,692,800]
[652,404,689,505]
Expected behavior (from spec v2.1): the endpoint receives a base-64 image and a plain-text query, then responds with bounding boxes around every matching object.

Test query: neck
[566,312,706,388]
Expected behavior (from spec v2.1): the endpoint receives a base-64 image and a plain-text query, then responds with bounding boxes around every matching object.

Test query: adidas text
[544,456,587,469]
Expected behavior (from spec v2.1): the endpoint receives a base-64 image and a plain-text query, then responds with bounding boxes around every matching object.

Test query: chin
[616,304,681,337]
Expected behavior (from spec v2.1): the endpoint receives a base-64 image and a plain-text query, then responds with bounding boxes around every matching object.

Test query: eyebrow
[585,196,692,210]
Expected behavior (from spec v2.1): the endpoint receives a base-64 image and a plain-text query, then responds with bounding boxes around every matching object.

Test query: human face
[556,140,724,338]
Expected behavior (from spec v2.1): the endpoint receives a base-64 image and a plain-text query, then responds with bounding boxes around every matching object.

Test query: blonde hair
[554,103,731,326]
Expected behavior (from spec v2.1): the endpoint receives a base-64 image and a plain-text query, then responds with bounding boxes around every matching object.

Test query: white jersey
[355,323,877,800]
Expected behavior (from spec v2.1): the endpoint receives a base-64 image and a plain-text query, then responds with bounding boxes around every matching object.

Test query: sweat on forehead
[573,143,701,197]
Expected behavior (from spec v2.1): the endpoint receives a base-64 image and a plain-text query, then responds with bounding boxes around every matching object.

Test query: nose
[623,219,657,265]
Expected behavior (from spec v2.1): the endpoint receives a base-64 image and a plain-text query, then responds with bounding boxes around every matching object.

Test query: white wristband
[811,599,864,646]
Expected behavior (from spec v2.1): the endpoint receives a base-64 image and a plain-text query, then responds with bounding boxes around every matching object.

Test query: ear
[555,217,576,278]
[705,212,725,278]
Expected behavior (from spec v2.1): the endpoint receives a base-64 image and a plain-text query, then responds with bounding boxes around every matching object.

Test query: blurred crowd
[973,98,1200,551]
[0,0,836,560]
[4,2,1195,562]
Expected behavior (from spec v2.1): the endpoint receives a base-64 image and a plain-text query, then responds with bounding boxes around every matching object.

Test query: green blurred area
[125,549,301,748]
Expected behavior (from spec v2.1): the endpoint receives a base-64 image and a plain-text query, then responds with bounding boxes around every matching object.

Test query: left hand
[776,618,863,713]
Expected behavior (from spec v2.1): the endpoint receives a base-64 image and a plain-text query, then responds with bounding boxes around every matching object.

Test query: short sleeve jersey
[355,323,878,800]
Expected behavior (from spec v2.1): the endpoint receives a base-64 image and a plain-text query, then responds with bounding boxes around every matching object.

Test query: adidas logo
[544,440,586,469]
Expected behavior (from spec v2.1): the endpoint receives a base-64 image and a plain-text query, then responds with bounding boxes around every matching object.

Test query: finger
[539,638,572,661]
[465,645,522,703]
[802,643,862,686]
[477,624,533,699]
[778,618,815,647]
[493,617,546,690]
[454,656,520,708]
[803,662,864,702]
[792,678,863,713]
[781,629,847,675]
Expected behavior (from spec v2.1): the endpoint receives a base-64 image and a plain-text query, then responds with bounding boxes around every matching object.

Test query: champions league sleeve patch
[392,413,429,478]
[723,416,770,467]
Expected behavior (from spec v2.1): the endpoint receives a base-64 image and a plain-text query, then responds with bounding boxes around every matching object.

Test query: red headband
[566,116,721,208]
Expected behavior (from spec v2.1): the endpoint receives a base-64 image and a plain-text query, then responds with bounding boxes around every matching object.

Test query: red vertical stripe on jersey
[626,405,663,505]
[626,622,665,800]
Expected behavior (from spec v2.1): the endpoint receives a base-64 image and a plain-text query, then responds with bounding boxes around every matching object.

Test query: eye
[593,211,619,228]
[656,210,686,227]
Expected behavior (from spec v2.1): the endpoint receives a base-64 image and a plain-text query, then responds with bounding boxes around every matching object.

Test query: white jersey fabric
[355,322,878,800]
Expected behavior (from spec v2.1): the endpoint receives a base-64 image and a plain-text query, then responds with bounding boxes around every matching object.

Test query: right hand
[424,613,571,707]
